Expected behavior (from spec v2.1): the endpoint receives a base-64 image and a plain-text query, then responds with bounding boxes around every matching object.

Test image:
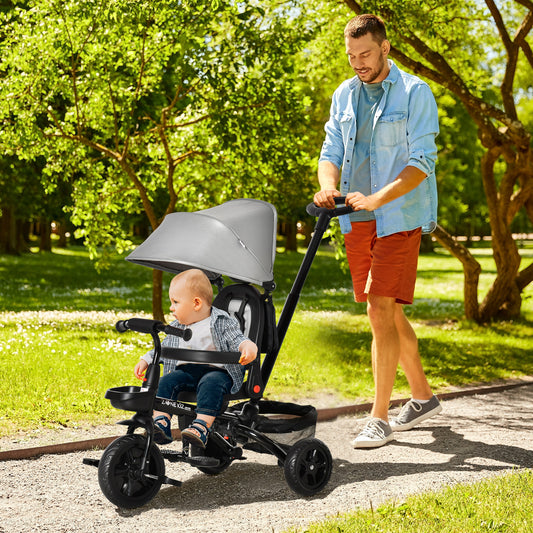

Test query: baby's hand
[239,340,258,366]
[134,360,148,380]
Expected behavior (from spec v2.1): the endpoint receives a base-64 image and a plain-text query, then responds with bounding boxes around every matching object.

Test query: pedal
[82,458,99,468]
[188,455,221,468]
[160,449,187,463]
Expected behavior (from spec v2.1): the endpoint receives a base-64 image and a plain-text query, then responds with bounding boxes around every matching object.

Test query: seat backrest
[213,283,268,400]
[213,283,265,346]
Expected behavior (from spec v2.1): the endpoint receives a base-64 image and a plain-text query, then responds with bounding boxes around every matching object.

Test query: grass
[1,241,532,533]
[287,470,533,533]
[0,242,532,435]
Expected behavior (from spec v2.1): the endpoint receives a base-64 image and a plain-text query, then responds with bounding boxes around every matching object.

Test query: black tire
[283,438,332,496]
[98,435,165,509]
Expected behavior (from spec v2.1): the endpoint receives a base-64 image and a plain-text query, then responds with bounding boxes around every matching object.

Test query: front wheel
[98,434,165,509]
[284,438,332,496]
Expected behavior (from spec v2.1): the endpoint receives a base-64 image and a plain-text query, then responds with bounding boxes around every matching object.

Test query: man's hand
[313,189,341,209]
[346,191,379,212]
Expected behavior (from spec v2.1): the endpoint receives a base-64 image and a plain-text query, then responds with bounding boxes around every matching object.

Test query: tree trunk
[432,225,481,322]
[284,221,298,252]
[56,219,68,248]
[0,206,18,254]
[343,0,533,323]
[152,269,165,321]
[39,216,52,252]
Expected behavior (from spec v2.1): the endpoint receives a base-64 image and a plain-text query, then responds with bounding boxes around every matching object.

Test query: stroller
[84,197,352,509]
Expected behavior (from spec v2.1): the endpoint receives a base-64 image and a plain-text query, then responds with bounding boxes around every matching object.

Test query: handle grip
[306,196,353,218]
[115,319,192,340]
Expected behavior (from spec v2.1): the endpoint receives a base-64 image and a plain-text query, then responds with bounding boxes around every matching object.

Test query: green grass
[0,243,532,435]
[286,470,533,533]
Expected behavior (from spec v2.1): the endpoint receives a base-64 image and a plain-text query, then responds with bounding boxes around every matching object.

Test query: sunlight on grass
[1,245,533,435]
[286,470,533,533]
[0,311,152,435]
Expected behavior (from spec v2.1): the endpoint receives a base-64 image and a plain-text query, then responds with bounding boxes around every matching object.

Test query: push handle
[115,318,192,341]
[306,196,353,218]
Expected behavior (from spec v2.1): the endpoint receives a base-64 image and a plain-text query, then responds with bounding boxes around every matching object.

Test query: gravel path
[1,384,533,533]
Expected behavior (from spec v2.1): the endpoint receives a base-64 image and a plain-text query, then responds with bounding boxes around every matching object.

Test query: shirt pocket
[375,111,407,147]
[334,112,354,143]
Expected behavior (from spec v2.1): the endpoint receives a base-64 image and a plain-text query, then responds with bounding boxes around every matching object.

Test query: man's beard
[356,54,386,83]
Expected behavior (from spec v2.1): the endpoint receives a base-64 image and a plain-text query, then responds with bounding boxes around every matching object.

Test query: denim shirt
[319,60,439,237]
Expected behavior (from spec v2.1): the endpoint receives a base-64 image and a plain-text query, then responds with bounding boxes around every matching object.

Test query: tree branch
[485,0,518,119]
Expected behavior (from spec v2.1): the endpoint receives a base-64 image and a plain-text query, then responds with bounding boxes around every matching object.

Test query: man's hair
[173,269,213,305]
[344,14,387,44]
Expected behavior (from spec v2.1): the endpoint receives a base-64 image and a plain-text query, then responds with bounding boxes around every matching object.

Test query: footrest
[160,449,187,463]
[188,455,221,468]
[82,458,99,468]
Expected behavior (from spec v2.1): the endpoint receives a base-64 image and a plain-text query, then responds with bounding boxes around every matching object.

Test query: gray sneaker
[389,395,442,432]
[352,418,394,448]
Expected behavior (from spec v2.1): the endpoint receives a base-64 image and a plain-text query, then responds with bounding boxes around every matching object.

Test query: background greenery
[1,239,532,437]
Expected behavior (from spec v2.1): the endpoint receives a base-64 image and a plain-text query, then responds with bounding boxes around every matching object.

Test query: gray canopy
[126,198,277,286]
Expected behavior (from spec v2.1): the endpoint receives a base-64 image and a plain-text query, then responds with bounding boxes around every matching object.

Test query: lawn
[0,241,532,436]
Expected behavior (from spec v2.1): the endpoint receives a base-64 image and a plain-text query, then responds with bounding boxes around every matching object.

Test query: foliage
[0,0,315,258]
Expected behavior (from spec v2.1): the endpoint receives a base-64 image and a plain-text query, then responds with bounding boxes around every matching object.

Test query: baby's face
[168,279,197,325]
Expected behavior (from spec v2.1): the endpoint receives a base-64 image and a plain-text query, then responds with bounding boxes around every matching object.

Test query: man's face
[345,32,390,84]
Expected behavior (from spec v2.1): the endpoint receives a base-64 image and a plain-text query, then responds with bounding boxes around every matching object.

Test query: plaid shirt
[142,306,248,394]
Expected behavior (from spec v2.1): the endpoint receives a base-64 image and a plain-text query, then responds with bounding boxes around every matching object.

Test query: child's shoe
[181,418,210,448]
[153,415,173,444]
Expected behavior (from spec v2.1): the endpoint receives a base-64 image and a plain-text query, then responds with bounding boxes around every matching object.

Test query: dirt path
[1,385,532,533]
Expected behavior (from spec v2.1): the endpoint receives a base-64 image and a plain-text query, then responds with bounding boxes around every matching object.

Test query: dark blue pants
[157,364,232,417]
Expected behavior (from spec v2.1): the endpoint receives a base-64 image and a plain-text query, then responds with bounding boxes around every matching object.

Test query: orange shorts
[344,221,422,305]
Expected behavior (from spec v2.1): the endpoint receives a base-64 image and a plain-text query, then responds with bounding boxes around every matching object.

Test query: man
[314,14,442,448]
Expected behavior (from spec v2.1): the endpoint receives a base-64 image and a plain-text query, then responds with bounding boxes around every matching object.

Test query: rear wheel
[98,435,165,509]
[284,438,332,496]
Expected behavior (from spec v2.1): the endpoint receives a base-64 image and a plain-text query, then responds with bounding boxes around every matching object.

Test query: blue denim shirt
[319,60,439,237]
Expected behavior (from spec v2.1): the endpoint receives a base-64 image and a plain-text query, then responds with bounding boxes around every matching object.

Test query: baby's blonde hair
[172,269,213,305]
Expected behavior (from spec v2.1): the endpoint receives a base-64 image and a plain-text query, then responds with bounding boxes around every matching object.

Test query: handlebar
[306,196,353,218]
[116,318,192,341]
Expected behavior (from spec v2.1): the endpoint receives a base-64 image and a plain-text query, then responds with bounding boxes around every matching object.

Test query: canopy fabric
[126,199,277,286]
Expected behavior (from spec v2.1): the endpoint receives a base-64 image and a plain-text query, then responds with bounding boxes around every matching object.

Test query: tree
[343,0,533,322]
[0,0,315,319]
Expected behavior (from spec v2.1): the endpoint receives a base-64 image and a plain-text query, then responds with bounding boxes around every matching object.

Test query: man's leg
[352,293,398,448]
[395,305,433,400]
[390,306,442,431]
[367,293,400,422]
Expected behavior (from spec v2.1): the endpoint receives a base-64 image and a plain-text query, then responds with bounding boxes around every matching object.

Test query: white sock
[412,398,430,404]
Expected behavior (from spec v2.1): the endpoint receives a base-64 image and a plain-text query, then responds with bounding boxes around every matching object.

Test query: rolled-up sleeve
[407,84,439,176]
[318,93,345,169]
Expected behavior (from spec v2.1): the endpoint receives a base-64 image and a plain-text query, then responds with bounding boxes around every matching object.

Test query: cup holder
[105,386,155,412]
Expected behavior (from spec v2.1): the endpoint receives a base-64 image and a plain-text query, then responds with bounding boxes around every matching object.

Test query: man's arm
[346,165,427,212]
[313,161,342,208]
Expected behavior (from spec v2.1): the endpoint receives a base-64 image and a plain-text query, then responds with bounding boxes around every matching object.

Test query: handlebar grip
[307,197,354,218]
[163,324,192,341]
[115,320,129,333]
[115,319,192,341]
[115,318,163,334]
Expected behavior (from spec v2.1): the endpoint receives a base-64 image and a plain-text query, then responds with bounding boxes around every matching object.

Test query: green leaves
[0,0,317,268]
